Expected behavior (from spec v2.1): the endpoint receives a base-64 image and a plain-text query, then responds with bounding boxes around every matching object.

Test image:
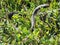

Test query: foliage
[0,0,60,45]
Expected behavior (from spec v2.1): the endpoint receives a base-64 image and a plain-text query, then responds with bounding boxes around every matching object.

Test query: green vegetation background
[0,0,60,45]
